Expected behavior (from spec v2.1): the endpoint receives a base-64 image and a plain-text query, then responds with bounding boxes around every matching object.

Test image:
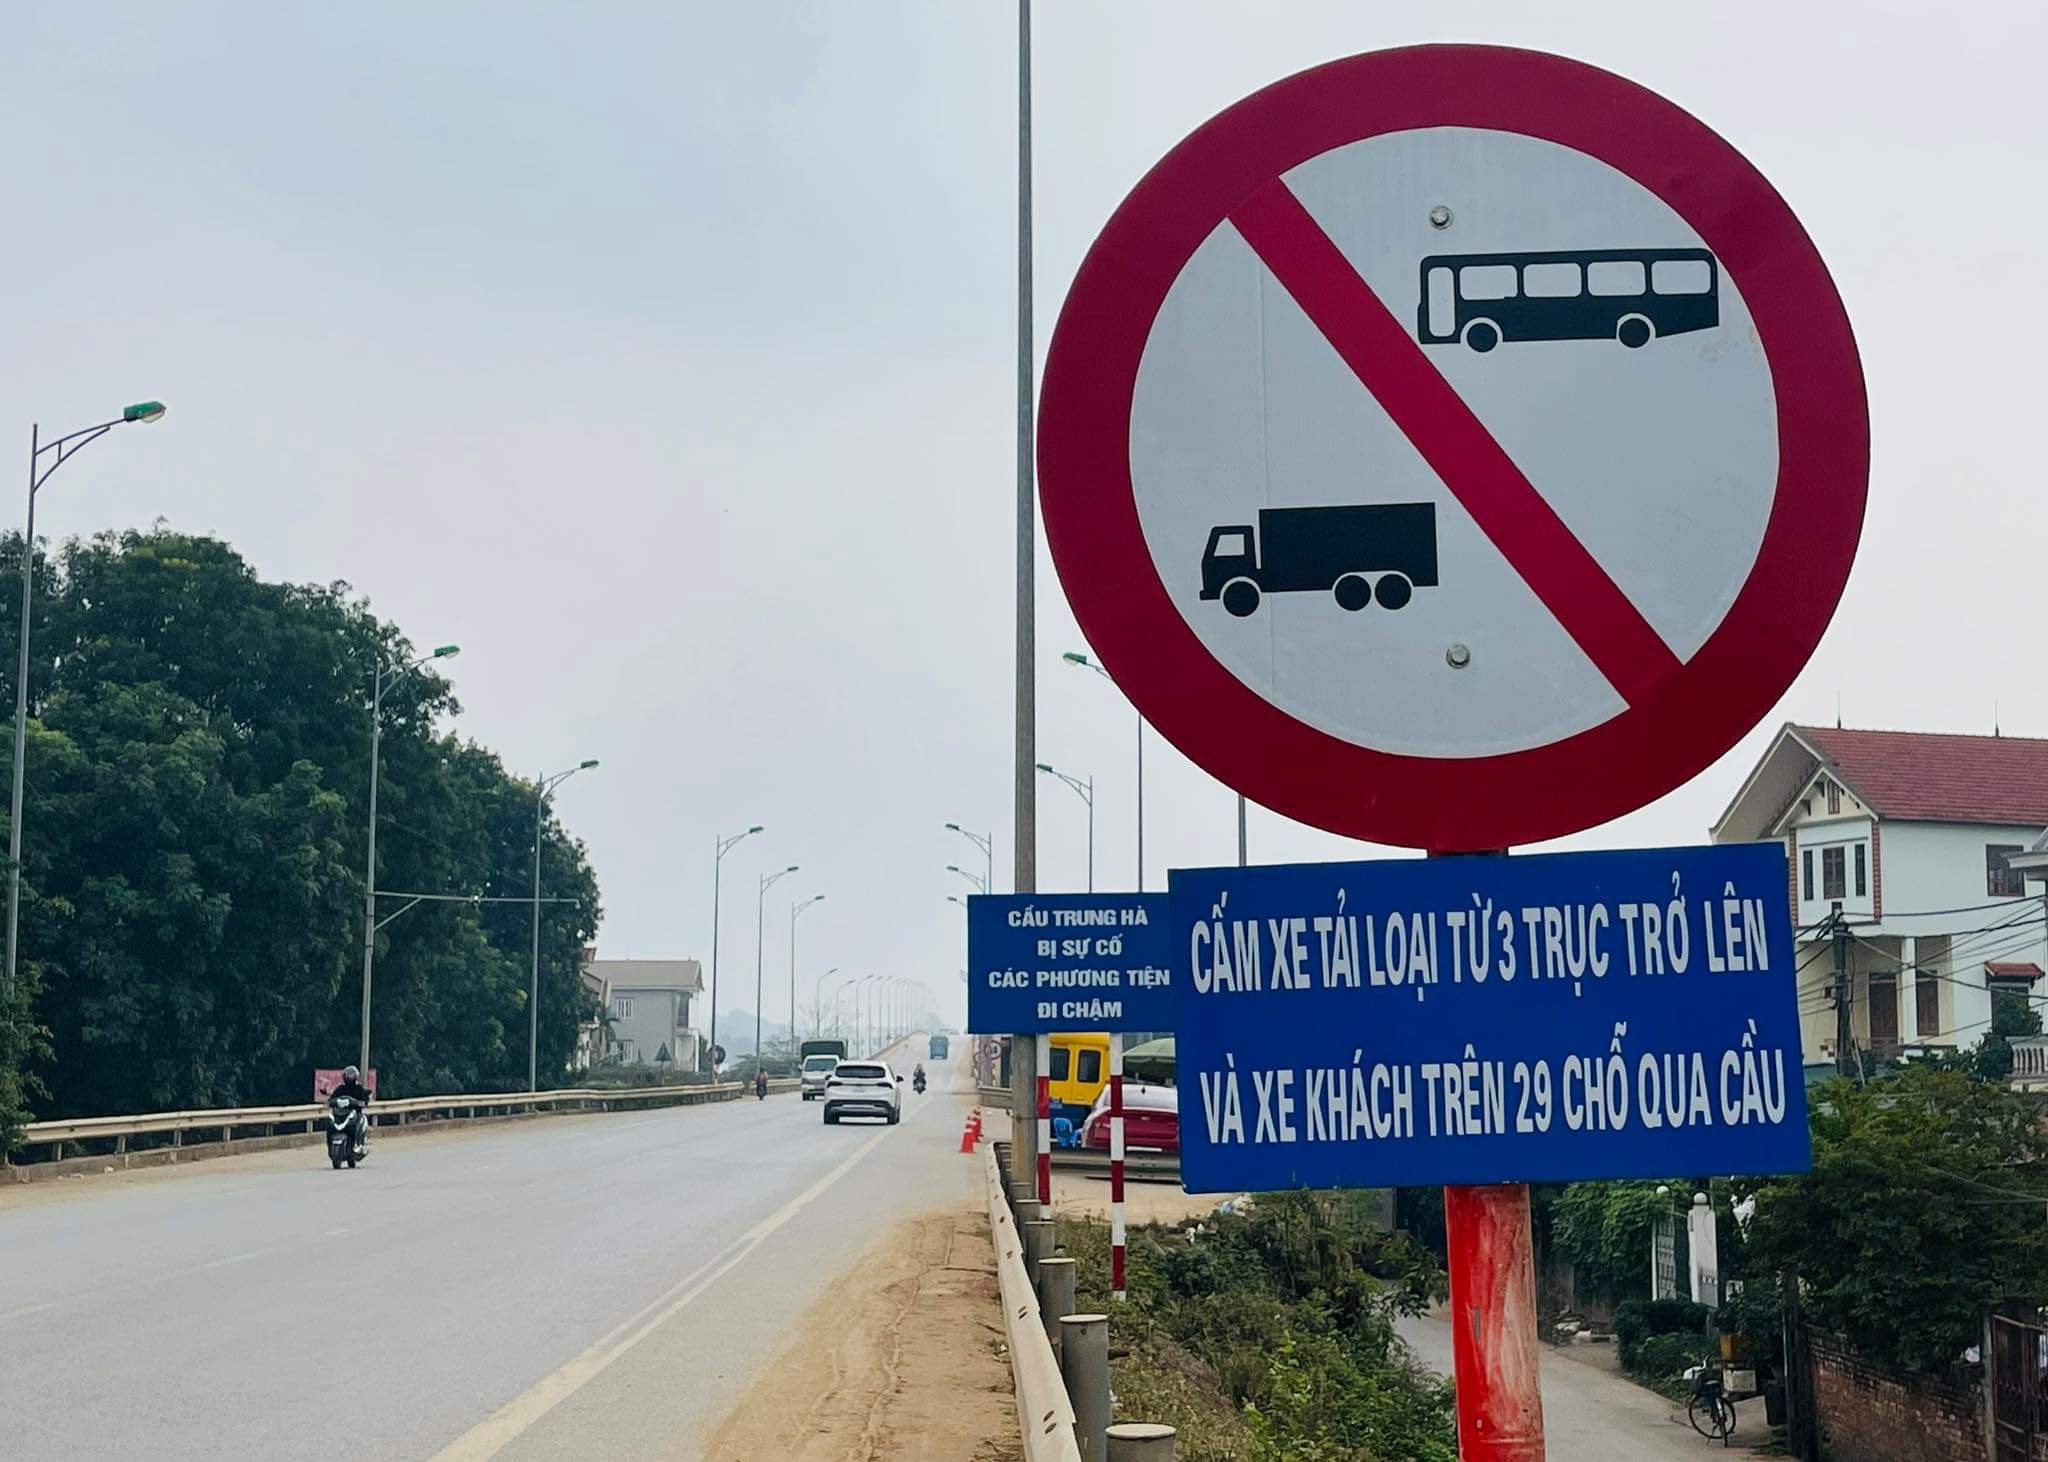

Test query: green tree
[1742,1065,2048,1371]
[0,526,604,1140]
[1975,988,2043,1081]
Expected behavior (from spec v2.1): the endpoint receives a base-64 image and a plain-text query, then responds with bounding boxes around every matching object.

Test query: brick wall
[1810,1331,1985,1462]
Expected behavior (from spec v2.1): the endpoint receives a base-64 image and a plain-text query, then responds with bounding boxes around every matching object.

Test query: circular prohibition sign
[1036,46,1868,851]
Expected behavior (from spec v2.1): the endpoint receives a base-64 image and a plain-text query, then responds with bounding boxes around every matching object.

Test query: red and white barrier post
[1109,1031,1126,1300]
[1035,1032,1052,1206]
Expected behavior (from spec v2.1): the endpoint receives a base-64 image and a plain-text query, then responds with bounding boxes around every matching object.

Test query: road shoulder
[704,1202,1020,1462]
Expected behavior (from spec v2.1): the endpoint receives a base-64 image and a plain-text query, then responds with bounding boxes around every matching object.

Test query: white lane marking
[324,1227,351,1237]
[428,1125,894,1461]
[199,1246,274,1271]
[0,1301,55,1325]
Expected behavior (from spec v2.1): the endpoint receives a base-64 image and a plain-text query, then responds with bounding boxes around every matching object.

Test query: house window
[1854,843,1867,898]
[1988,845,2027,898]
[1801,850,1813,901]
[1916,974,1939,1037]
[1822,846,1846,900]
[1825,779,1841,816]
[613,997,634,1019]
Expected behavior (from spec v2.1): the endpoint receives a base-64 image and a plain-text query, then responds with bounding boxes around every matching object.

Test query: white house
[1711,725,2048,1071]
[585,958,706,1070]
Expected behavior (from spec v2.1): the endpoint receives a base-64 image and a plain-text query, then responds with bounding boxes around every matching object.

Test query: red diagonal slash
[1227,179,1682,706]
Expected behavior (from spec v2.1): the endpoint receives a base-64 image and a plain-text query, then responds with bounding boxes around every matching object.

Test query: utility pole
[1010,0,1039,1198]
[1831,904,1854,1079]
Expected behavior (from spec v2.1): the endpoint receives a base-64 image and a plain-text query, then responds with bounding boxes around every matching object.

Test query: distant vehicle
[822,1061,903,1125]
[1047,1032,1112,1127]
[1080,1082,1180,1155]
[1416,247,1719,353]
[928,1034,949,1061]
[799,1053,840,1101]
[800,1038,848,1062]
[1200,504,1438,619]
[325,1093,367,1169]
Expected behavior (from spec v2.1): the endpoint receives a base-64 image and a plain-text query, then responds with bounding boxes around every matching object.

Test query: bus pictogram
[1417,247,1718,352]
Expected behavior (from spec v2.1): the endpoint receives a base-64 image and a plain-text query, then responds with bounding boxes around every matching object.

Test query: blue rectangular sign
[1171,844,1811,1192]
[967,893,1173,1034]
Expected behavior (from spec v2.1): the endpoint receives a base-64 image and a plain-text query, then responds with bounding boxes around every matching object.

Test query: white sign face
[1129,128,1779,759]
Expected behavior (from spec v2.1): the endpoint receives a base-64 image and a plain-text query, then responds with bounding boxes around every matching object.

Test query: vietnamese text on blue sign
[966,893,1173,1033]
[1170,844,1811,1192]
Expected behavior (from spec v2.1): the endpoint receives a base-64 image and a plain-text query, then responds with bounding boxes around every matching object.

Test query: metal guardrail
[14,1079,797,1165]
[979,1083,1013,1110]
[986,1141,1084,1462]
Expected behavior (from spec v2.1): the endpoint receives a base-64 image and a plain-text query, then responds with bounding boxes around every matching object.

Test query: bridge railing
[12,1080,797,1168]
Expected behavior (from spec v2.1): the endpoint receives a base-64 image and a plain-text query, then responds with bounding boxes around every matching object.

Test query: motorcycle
[912,1072,927,1095]
[326,1093,366,1169]
[754,1074,769,1101]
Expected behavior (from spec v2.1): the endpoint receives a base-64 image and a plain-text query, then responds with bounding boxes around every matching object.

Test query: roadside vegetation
[0,528,603,1151]
[1059,1190,1456,1461]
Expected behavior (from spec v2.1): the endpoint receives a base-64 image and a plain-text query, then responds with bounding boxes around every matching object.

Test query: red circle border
[1036,45,1869,851]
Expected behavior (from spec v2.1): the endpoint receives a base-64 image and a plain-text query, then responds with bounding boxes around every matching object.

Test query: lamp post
[790,893,824,1054]
[814,966,842,1039]
[709,826,763,1074]
[1063,651,1144,891]
[946,863,988,894]
[945,823,994,894]
[530,759,598,1091]
[856,974,881,1056]
[359,642,460,1074]
[756,865,798,1071]
[1035,763,1095,893]
[7,402,168,996]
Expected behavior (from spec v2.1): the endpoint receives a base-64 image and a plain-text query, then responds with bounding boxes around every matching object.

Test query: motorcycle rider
[332,1065,372,1157]
[754,1068,769,1100]
[912,1062,926,1092]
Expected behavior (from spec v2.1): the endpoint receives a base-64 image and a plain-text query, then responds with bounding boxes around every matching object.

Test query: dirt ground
[1049,1172,1232,1225]
[704,1203,1021,1462]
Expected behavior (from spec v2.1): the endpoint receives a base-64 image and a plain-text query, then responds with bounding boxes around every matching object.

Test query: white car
[799,1054,840,1100]
[822,1060,902,1125]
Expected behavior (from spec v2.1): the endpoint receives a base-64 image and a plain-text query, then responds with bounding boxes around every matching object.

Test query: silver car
[799,1054,839,1100]
[821,1060,902,1125]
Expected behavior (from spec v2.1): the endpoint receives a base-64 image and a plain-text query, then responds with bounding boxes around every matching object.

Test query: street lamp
[530,759,598,1091]
[1064,651,1145,892]
[708,826,764,1074]
[7,403,168,995]
[946,863,989,894]
[756,865,798,1071]
[359,642,460,1074]
[790,893,825,1054]
[1036,762,1095,893]
[855,974,882,1056]
[814,966,842,1038]
[945,822,994,894]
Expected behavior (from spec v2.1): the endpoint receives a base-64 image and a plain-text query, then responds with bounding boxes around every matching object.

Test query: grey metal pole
[1037,1255,1077,1351]
[359,665,383,1074]
[1135,711,1144,893]
[5,427,39,997]
[1087,776,1094,894]
[1107,1424,1178,1460]
[755,881,765,1073]
[789,901,798,1059]
[1061,1314,1112,1462]
[710,839,723,1074]
[529,782,544,1092]
[1010,0,1039,1198]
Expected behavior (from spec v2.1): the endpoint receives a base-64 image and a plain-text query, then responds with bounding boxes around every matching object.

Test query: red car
[1080,1081,1179,1154]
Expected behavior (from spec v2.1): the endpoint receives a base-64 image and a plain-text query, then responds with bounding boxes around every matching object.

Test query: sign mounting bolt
[1446,643,1472,669]
[1428,204,1453,229]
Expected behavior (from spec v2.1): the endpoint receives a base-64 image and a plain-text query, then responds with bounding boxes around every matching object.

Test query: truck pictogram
[1199,503,1438,618]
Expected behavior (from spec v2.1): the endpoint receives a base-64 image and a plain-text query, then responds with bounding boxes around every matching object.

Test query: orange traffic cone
[959,1115,978,1154]
[969,1109,983,1141]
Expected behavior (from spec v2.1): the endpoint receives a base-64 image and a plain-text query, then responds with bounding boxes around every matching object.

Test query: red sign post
[1037,46,1866,1457]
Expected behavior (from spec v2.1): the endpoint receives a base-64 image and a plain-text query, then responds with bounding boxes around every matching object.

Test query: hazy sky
[5,2,2043,1032]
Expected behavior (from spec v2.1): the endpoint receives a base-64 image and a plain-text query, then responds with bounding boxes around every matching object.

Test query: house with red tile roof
[1712,725,2048,1072]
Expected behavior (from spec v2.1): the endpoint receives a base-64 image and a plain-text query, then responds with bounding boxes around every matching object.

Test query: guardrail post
[1037,1256,1077,1353]
[1106,1422,1177,1460]
[1060,1313,1110,1462]
[115,1134,126,1155]
[1014,1196,1041,1231]
[1023,1218,1056,1285]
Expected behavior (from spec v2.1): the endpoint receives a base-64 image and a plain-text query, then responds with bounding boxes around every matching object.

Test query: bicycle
[1688,1366,1736,1445]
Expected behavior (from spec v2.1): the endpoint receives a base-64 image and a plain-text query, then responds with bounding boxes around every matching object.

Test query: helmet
[343,1065,361,1083]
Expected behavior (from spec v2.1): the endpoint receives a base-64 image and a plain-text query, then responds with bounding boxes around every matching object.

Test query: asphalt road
[1397,1311,1768,1458]
[0,1045,972,1462]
